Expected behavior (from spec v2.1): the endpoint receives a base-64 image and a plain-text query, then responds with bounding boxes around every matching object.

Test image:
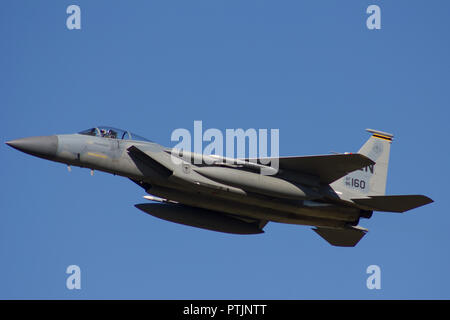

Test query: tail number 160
[351,178,366,189]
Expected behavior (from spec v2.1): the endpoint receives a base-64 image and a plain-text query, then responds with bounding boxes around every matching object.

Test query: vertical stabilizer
[331,129,393,198]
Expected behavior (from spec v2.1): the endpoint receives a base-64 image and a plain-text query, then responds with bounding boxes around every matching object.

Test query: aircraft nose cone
[6,135,58,160]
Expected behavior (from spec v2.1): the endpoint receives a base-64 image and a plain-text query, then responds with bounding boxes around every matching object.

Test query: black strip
[373,134,392,141]
[0,300,448,318]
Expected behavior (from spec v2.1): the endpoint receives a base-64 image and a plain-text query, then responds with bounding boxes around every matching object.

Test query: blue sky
[1,1,449,299]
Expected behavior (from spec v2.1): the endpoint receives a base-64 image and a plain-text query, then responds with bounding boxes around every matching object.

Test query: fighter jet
[6,127,433,247]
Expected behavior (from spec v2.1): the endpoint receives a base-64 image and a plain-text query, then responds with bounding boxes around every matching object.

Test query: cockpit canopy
[78,126,150,142]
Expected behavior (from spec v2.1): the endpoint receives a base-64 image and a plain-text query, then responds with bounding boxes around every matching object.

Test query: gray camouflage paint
[6,128,433,246]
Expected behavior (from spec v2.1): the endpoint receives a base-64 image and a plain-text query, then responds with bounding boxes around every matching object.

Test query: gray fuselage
[48,133,363,229]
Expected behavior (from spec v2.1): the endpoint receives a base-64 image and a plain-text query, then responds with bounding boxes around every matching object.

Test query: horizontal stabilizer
[352,195,433,213]
[255,153,375,184]
[313,226,368,247]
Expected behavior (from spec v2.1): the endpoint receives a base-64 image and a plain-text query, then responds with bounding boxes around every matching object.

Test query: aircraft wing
[129,144,374,186]
[256,153,375,184]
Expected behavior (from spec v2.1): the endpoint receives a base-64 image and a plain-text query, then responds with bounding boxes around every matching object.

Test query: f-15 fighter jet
[6,127,433,246]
